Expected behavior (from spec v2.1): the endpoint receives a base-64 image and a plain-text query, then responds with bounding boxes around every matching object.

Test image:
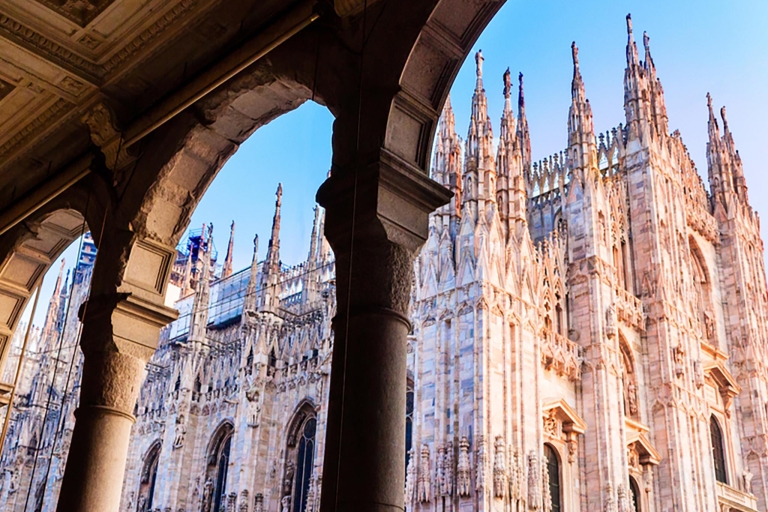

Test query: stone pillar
[317,152,450,512]
[57,238,178,512]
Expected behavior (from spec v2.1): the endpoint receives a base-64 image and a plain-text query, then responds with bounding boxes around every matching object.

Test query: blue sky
[24,0,768,327]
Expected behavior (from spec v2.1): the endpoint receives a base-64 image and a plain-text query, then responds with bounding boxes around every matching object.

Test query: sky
[21,0,768,328]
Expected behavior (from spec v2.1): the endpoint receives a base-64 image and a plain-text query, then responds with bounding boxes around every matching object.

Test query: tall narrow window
[710,416,728,484]
[544,444,561,512]
[138,442,161,512]
[213,433,232,512]
[629,477,641,512]
[204,424,234,512]
[293,417,317,512]
[405,379,415,470]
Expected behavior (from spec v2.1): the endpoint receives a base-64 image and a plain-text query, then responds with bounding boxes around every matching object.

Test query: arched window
[204,423,234,512]
[544,444,561,512]
[629,476,641,512]
[293,417,316,512]
[710,416,728,484]
[137,442,161,512]
[284,403,317,512]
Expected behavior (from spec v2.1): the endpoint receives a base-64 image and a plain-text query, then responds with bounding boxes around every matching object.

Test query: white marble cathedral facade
[406,15,768,512]
[3,13,768,512]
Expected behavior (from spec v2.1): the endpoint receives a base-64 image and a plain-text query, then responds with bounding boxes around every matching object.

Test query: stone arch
[136,440,162,511]
[206,419,234,464]
[0,194,95,376]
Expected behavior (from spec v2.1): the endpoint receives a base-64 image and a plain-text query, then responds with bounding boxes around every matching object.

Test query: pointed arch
[283,400,318,512]
[137,440,162,511]
[204,420,234,512]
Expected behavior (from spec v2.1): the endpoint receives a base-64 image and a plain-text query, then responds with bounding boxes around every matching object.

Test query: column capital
[318,148,452,252]
[79,292,178,358]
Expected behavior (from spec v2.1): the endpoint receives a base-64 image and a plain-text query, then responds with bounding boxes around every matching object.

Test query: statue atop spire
[571,41,580,76]
[221,221,235,279]
[503,68,512,99]
[475,50,484,90]
[517,72,531,171]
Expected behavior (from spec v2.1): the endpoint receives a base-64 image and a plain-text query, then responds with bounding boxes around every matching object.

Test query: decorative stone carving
[417,444,431,502]
[543,410,559,438]
[174,415,187,449]
[542,461,552,512]
[280,495,291,512]
[617,483,629,512]
[604,482,616,512]
[673,345,685,378]
[283,461,295,495]
[239,490,249,512]
[253,494,264,512]
[528,451,541,511]
[476,437,486,492]
[457,437,471,497]
[693,360,705,389]
[405,449,416,505]
[493,436,507,498]
[605,303,617,338]
[626,381,638,416]
[227,493,237,512]
[81,101,131,171]
[304,475,315,512]
[541,329,583,381]
[201,479,214,512]
[743,467,754,494]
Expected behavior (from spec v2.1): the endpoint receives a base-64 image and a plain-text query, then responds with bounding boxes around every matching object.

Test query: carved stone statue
[404,449,416,505]
[253,494,264,512]
[605,303,617,338]
[617,483,629,512]
[626,381,638,416]
[475,437,487,492]
[528,451,541,511]
[442,441,453,496]
[417,444,431,502]
[604,482,616,512]
[457,437,471,497]
[280,495,291,512]
[201,479,214,512]
[239,490,249,512]
[743,467,754,494]
[174,415,187,449]
[493,436,506,498]
[283,461,295,495]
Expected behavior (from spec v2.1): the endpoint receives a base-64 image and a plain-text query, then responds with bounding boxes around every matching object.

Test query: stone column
[57,236,178,512]
[317,152,450,512]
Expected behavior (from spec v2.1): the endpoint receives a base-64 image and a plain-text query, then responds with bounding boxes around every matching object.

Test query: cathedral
[2,13,768,512]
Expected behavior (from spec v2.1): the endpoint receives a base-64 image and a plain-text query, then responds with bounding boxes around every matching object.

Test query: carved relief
[493,436,506,498]
[405,448,416,505]
[475,437,486,492]
[528,451,541,510]
[417,444,431,503]
[457,437,471,497]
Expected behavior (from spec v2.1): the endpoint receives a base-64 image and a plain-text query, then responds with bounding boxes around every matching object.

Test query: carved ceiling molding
[0,14,101,80]
[0,97,71,160]
[32,0,117,29]
[0,0,206,82]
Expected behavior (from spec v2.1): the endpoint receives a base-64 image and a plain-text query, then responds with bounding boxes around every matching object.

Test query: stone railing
[541,329,583,381]
[615,286,646,332]
[685,198,719,245]
[716,481,758,511]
